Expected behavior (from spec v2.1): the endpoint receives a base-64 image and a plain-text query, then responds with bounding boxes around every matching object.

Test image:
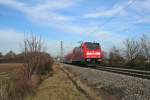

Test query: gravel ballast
[64,64,150,100]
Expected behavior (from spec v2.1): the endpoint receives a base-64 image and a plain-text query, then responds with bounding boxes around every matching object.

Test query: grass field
[0,63,23,73]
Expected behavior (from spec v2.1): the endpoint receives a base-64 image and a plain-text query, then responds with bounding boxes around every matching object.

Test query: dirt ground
[26,64,88,100]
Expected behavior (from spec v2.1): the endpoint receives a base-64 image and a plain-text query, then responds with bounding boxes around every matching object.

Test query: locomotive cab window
[85,42,100,50]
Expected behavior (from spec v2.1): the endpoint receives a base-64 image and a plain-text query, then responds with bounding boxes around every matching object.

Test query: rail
[64,63,150,79]
[96,66,150,79]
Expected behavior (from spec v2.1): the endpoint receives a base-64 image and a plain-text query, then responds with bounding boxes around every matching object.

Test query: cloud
[0,28,24,54]
[133,0,150,12]
[83,0,150,24]
[83,6,123,18]
[0,0,79,38]
[0,0,76,23]
[130,0,150,24]
[83,0,134,18]
[134,17,150,24]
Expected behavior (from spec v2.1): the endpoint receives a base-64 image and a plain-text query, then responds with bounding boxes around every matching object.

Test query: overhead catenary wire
[90,0,137,34]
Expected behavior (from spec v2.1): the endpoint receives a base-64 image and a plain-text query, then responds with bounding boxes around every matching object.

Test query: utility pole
[60,41,63,63]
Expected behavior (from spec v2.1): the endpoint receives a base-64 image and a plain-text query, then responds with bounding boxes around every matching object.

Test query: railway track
[64,63,150,79]
[96,66,150,79]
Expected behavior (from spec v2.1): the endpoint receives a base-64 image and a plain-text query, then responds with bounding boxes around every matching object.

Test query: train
[64,42,103,66]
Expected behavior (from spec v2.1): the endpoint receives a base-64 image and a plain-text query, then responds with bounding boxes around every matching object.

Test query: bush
[36,54,53,75]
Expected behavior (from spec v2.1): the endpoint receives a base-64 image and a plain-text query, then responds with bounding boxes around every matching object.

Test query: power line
[90,0,137,33]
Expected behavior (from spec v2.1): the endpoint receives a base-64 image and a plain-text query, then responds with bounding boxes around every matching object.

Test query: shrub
[35,53,53,75]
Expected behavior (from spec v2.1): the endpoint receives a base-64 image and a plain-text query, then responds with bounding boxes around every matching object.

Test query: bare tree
[109,46,124,65]
[23,35,52,79]
[140,34,150,61]
[124,39,140,65]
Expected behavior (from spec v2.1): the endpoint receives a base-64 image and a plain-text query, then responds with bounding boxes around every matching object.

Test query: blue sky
[0,0,150,56]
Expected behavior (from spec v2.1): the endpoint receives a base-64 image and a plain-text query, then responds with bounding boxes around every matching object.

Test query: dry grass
[0,63,32,100]
[0,63,23,73]
[26,64,87,100]
[0,63,23,82]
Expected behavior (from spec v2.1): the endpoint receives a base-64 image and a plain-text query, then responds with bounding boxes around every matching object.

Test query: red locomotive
[64,42,103,65]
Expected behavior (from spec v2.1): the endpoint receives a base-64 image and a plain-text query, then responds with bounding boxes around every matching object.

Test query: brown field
[0,63,23,73]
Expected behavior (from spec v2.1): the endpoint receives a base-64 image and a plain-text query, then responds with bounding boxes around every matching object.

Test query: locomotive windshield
[85,42,100,50]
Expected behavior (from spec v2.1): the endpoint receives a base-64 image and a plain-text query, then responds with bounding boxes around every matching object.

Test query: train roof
[84,42,99,43]
[82,42,100,45]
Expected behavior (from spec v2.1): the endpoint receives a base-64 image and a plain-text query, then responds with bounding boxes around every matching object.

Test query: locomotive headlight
[94,52,100,55]
[86,52,92,55]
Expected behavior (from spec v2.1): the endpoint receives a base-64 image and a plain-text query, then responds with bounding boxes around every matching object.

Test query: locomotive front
[82,42,103,65]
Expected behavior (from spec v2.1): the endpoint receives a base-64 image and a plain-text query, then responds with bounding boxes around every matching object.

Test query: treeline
[0,51,24,63]
[103,34,150,70]
[0,51,52,64]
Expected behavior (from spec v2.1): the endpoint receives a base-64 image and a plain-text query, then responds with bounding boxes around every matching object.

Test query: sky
[0,0,150,57]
